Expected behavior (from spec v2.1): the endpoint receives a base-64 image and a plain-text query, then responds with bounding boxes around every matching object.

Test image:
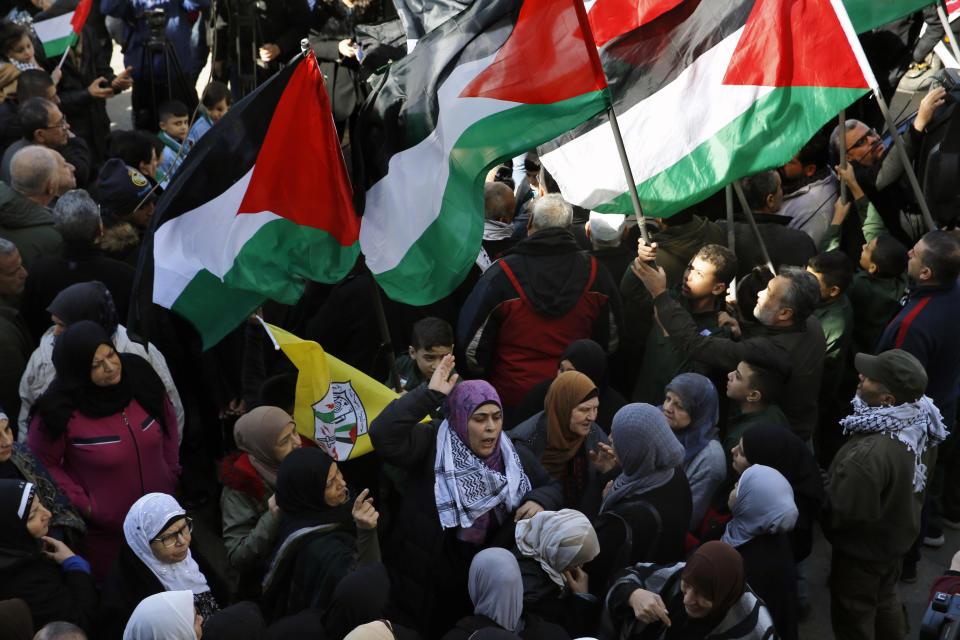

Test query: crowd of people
[1,1,960,640]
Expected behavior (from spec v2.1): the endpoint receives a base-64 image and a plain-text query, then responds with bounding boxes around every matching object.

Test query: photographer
[101,0,210,131]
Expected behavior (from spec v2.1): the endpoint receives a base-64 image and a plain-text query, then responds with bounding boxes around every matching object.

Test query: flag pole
[724,184,737,302]
[936,0,960,64]
[872,88,937,231]
[364,263,403,393]
[838,109,848,203]
[56,46,70,70]
[732,180,777,275]
[570,0,651,245]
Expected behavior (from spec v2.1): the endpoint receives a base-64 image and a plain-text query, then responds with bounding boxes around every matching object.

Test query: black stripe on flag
[540,0,753,154]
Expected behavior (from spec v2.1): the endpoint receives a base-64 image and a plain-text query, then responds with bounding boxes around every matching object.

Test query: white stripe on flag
[828,0,880,89]
[359,51,521,275]
[152,167,281,308]
[32,12,74,43]
[17,483,34,519]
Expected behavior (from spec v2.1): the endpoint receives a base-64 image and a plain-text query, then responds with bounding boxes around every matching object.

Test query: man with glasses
[829,86,947,247]
[0,97,92,188]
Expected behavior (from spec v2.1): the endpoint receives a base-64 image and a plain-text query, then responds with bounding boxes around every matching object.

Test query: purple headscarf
[443,380,504,472]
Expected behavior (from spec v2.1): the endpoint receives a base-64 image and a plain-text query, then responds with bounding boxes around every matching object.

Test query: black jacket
[307,0,364,123]
[441,613,569,640]
[0,553,98,632]
[369,386,563,637]
[736,534,798,640]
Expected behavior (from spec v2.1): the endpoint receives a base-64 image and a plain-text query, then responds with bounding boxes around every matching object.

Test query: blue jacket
[100,0,210,80]
[877,280,960,426]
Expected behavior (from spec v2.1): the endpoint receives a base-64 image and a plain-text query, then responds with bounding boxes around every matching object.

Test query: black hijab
[560,339,607,386]
[274,448,353,542]
[0,479,41,560]
[741,425,824,507]
[33,321,169,438]
[46,281,119,335]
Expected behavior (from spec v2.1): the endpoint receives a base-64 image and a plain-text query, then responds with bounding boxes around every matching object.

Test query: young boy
[848,234,908,355]
[187,81,231,146]
[806,250,855,464]
[391,317,455,393]
[156,100,192,187]
[724,348,790,452]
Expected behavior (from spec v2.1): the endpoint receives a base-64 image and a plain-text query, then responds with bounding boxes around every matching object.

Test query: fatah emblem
[312,381,367,461]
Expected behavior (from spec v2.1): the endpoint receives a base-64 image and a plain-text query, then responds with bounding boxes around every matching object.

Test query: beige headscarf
[514,509,599,587]
[344,621,396,640]
[541,371,597,478]
[233,406,296,488]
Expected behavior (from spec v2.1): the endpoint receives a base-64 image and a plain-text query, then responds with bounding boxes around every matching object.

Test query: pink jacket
[28,397,180,579]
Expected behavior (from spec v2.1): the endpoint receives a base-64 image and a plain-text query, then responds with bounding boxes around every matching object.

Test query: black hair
[663,207,696,226]
[920,230,960,283]
[807,250,854,295]
[16,68,53,103]
[0,22,29,57]
[795,132,828,170]
[869,234,908,279]
[259,372,298,415]
[157,99,188,122]
[740,345,791,406]
[736,266,775,323]
[778,266,821,323]
[107,130,156,168]
[410,317,454,351]
[17,96,54,141]
[739,170,780,211]
[523,151,540,173]
[201,81,231,109]
[693,243,739,288]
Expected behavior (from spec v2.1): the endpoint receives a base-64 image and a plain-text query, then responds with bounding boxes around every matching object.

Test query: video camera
[920,592,960,639]
[138,7,167,44]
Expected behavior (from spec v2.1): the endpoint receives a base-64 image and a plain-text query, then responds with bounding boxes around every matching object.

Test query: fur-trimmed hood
[220,451,267,500]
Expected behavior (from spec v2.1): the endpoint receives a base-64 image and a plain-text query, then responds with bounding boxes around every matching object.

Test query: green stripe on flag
[843,0,934,34]
[169,217,360,348]
[42,32,78,58]
[372,89,609,305]
[588,86,868,218]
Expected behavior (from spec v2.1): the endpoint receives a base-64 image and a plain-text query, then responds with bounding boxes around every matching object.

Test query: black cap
[854,349,928,403]
[92,158,153,218]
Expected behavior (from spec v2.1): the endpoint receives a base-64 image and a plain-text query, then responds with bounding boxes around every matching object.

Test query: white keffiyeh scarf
[434,422,531,530]
[840,394,949,492]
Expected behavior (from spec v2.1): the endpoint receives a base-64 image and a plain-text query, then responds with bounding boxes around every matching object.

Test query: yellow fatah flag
[262,322,398,461]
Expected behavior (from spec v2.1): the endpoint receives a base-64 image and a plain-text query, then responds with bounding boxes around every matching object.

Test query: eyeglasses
[43,119,68,131]
[846,128,878,152]
[152,517,193,548]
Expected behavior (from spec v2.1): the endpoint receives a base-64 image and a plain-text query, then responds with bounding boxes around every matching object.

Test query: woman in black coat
[0,479,97,633]
[369,355,562,638]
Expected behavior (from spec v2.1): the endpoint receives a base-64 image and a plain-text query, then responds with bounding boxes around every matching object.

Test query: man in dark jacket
[632,247,825,443]
[877,230,960,540]
[823,349,946,640]
[19,189,135,342]
[457,194,622,414]
[0,145,67,267]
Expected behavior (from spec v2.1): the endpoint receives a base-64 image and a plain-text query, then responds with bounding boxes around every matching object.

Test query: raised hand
[427,354,458,395]
[352,488,379,530]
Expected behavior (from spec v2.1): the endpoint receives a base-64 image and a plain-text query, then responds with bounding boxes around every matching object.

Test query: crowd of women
[0,297,823,639]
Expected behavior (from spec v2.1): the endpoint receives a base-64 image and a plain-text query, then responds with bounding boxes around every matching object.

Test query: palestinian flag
[843,0,934,33]
[133,52,359,349]
[262,322,401,461]
[540,0,877,218]
[355,0,609,305]
[32,0,92,57]
[586,0,685,47]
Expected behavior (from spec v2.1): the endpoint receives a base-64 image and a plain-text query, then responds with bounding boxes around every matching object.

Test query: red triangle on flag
[722,0,870,89]
[459,0,606,104]
[588,0,685,47]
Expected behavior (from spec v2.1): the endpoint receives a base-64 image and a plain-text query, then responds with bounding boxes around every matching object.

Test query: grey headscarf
[722,464,798,548]
[601,404,685,512]
[514,509,599,587]
[468,548,524,632]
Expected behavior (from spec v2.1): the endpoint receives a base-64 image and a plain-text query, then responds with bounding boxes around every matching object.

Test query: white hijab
[514,509,599,587]
[123,493,210,594]
[123,590,197,640]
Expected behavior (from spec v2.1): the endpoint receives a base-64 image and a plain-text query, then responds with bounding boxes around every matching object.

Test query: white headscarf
[123,493,210,594]
[123,590,197,640]
[722,465,798,548]
[514,509,599,587]
[469,548,524,632]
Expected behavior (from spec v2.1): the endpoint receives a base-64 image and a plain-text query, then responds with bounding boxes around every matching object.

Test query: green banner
[843,0,936,34]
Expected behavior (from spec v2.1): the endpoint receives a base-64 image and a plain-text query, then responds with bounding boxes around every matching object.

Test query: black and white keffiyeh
[840,394,949,492]
[434,422,531,531]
